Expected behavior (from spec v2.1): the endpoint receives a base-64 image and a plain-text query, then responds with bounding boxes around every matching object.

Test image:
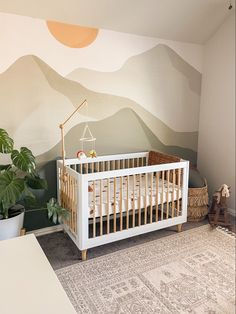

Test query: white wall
[198,12,235,212]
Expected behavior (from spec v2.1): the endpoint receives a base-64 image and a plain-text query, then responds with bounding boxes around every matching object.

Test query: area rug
[56,225,235,314]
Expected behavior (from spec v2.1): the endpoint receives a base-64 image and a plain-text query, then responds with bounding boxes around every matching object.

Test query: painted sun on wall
[0,13,202,216]
[46,20,99,48]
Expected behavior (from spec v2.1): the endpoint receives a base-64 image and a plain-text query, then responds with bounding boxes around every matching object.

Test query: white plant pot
[0,212,25,241]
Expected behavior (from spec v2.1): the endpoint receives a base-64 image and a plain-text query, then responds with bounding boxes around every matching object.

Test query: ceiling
[0,0,235,44]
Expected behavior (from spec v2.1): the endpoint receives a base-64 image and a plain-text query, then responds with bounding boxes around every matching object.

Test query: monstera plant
[0,128,47,225]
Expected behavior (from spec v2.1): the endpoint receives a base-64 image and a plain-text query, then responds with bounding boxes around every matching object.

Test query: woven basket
[148,151,209,222]
[148,150,181,165]
[187,179,209,222]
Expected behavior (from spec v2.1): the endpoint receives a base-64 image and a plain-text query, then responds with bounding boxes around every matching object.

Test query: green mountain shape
[33,55,198,151]
[37,107,197,166]
[66,44,201,132]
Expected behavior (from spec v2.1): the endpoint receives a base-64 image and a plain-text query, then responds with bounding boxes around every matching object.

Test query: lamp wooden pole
[59,99,87,181]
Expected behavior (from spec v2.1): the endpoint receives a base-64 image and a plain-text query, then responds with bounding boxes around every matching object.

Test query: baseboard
[228,208,236,217]
[26,225,64,237]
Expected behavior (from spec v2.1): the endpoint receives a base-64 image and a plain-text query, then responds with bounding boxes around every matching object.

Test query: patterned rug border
[56,223,234,272]
[216,226,236,238]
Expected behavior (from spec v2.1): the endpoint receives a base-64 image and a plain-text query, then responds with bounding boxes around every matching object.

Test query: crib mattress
[88,175,182,218]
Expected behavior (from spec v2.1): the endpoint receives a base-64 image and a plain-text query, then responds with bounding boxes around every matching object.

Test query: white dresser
[0,234,76,314]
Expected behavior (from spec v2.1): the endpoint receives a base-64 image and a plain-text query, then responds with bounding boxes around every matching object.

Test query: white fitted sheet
[88,174,182,218]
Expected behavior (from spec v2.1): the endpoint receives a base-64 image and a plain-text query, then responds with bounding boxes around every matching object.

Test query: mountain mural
[67,44,202,132]
[0,55,198,158]
[34,55,198,152]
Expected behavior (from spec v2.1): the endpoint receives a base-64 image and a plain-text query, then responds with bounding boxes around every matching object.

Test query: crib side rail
[61,152,149,174]
[79,160,189,250]
[57,161,80,237]
[85,161,187,180]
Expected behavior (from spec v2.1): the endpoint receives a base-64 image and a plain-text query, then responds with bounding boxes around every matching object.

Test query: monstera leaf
[0,128,14,153]
[0,164,11,171]
[26,174,48,190]
[47,198,70,224]
[11,147,36,173]
[0,170,25,217]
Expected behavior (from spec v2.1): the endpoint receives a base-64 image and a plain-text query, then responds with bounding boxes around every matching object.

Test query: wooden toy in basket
[208,184,231,230]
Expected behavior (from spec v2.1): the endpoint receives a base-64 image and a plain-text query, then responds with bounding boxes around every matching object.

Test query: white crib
[57,151,189,260]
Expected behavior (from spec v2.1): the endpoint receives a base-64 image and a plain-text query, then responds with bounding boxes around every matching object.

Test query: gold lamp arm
[59,99,87,181]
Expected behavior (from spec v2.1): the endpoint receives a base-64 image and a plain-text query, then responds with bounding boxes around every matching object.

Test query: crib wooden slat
[122,160,125,169]
[91,162,94,174]
[161,171,164,220]
[70,176,74,231]
[150,172,153,223]
[69,176,73,230]
[132,174,135,228]
[177,168,181,216]
[144,173,147,225]
[93,180,96,238]
[120,176,123,231]
[69,177,72,229]
[100,179,103,236]
[107,178,110,234]
[166,170,170,219]
[126,176,129,229]
[67,176,71,228]
[68,176,71,228]
[114,177,117,233]
[172,169,175,218]
[156,172,159,222]
[140,158,143,167]
[138,174,141,226]
[65,176,69,226]
[72,177,77,234]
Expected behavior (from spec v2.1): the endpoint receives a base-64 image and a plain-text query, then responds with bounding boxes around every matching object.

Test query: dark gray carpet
[38,219,211,270]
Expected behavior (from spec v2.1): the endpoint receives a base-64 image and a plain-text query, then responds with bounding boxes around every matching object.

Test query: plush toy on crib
[77,150,87,159]
[88,149,97,158]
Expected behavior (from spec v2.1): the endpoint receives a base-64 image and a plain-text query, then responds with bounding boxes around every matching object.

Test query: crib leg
[81,249,87,261]
[20,228,26,236]
[177,224,183,233]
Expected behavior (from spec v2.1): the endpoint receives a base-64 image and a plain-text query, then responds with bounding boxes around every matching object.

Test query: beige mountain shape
[0,55,91,155]
[34,55,198,151]
[66,44,201,132]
